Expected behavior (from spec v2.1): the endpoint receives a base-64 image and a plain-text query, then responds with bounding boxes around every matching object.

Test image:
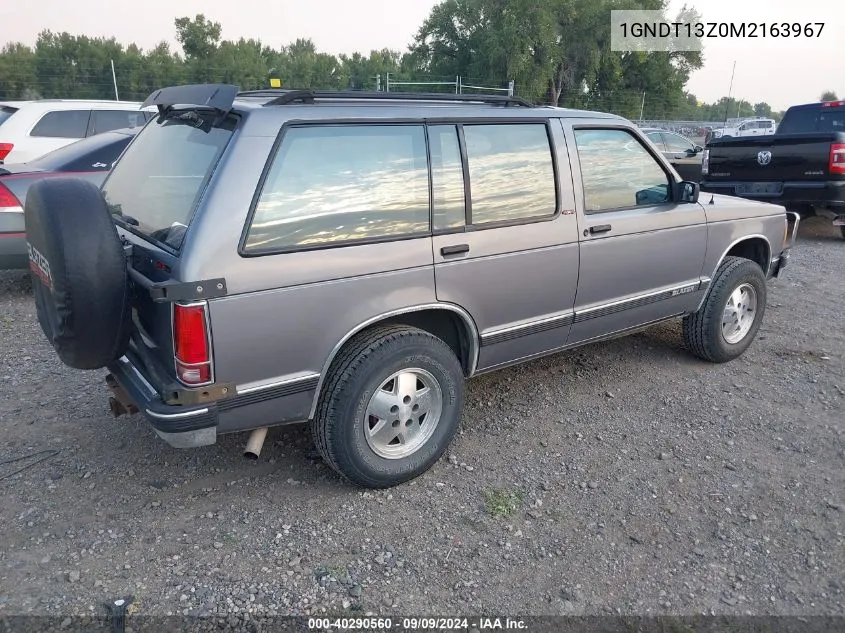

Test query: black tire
[24,177,131,370]
[840,226,845,240]
[683,256,767,364]
[311,325,464,488]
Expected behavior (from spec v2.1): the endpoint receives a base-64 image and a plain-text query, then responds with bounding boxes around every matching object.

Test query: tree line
[0,0,799,122]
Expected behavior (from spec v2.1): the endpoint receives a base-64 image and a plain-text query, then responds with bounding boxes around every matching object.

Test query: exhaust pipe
[244,427,269,459]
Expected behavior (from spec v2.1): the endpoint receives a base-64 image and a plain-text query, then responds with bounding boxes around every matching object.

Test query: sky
[0,0,842,111]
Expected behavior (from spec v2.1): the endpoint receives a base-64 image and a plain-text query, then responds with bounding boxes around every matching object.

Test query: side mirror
[674,180,700,204]
[693,145,703,153]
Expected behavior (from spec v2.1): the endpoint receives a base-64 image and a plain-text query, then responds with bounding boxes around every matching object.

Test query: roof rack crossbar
[238,89,532,108]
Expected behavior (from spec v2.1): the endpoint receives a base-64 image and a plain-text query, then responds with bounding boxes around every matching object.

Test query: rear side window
[102,113,236,251]
[0,106,18,127]
[88,110,148,135]
[574,128,670,212]
[463,123,556,224]
[30,110,90,139]
[244,125,429,253]
[778,107,845,134]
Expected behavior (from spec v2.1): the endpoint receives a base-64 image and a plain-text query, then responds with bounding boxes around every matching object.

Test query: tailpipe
[244,427,269,460]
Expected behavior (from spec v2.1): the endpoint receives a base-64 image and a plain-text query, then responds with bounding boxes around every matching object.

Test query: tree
[820,90,838,102]
[175,15,222,60]
[753,102,772,117]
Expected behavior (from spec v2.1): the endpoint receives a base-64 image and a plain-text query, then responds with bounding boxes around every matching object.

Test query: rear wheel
[683,256,767,363]
[840,226,845,240]
[311,325,464,488]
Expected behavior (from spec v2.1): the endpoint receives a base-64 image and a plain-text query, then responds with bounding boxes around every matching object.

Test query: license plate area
[735,182,783,196]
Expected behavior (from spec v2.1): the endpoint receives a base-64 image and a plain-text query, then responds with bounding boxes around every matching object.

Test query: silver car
[24,84,799,488]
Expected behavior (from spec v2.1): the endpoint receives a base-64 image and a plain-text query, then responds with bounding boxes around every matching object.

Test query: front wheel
[311,325,464,488]
[683,256,767,363]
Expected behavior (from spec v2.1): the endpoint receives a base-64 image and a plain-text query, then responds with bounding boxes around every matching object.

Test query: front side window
[245,125,429,252]
[30,110,90,139]
[462,123,556,224]
[574,128,671,212]
[663,132,695,153]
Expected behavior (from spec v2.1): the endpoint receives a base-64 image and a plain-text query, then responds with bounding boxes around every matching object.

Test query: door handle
[588,224,612,235]
[441,244,470,256]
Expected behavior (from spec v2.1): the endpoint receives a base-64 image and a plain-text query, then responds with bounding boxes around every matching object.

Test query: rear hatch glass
[102,111,236,251]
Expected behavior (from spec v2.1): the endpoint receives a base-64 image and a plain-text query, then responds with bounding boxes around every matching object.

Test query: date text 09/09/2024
[620,22,825,39]
[307,617,529,631]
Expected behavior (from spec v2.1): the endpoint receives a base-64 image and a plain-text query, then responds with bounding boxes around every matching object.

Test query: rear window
[778,106,845,134]
[30,110,91,139]
[102,112,235,251]
[0,106,18,127]
[88,109,150,135]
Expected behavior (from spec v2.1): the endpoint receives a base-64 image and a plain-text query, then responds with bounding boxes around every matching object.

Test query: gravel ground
[0,218,842,620]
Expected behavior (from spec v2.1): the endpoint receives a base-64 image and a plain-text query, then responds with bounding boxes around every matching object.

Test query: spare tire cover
[24,177,131,370]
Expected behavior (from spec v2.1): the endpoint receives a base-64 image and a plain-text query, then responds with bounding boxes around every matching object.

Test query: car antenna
[709,194,715,205]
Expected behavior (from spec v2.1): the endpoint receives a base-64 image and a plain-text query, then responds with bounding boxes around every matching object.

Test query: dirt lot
[0,218,842,620]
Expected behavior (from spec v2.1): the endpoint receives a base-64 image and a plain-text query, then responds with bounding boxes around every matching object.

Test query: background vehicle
[25,85,796,489]
[0,100,151,163]
[709,118,777,141]
[0,128,138,269]
[701,100,845,239]
[643,127,705,181]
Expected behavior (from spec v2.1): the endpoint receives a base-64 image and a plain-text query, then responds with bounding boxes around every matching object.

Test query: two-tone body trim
[574,279,706,323]
[480,311,574,347]
[222,373,320,412]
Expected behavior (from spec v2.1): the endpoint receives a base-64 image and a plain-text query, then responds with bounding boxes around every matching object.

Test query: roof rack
[236,89,533,108]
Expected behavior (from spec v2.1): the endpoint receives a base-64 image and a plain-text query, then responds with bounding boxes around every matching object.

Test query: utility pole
[639,92,646,121]
[110,59,119,101]
[386,72,391,92]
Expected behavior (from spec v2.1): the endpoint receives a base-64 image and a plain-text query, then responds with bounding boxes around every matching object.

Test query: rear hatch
[102,108,237,394]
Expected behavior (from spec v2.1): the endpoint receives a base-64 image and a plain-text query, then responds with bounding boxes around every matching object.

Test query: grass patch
[483,488,524,518]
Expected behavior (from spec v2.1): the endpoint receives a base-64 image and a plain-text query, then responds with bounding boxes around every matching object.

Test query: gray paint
[110,96,792,443]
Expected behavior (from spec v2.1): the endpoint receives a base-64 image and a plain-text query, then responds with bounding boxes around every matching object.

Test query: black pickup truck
[700,100,845,239]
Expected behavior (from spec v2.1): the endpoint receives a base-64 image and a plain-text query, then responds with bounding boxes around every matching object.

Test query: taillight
[0,143,12,161]
[0,181,21,210]
[173,302,213,385]
[830,143,845,175]
[701,149,710,175]
[821,100,845,108]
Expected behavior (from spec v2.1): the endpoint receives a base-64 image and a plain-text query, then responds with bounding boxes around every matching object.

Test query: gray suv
[24,84,799,488]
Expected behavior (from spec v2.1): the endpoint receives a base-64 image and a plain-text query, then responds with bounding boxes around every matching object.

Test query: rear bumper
[700,180,845,207]
[107,355,219,448]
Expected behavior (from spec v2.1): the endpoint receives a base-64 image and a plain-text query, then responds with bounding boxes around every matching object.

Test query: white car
[709,118,777,141]
[0,100,153,164]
